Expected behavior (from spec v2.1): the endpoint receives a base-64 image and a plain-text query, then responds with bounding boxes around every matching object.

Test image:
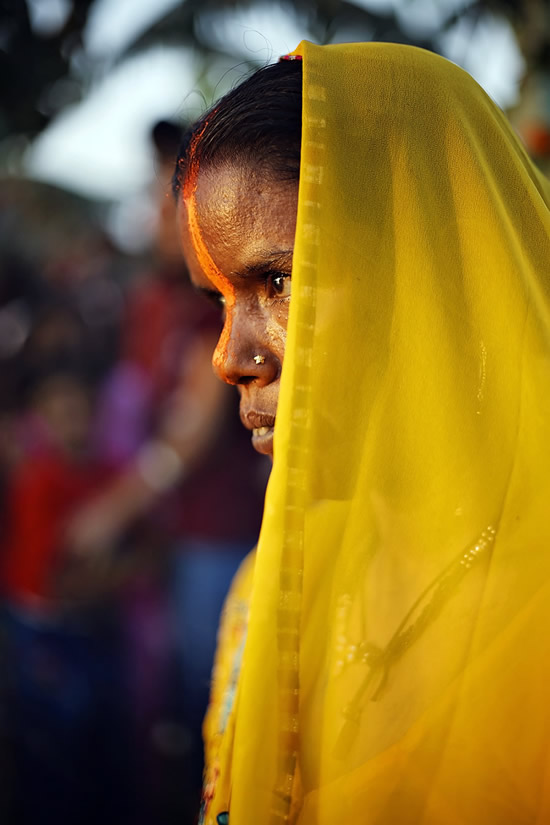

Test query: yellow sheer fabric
[205,41,550,824]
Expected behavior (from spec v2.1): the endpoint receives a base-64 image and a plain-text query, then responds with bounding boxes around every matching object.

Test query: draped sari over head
[203,41,550,825]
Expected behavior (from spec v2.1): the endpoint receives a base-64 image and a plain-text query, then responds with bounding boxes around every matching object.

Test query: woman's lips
[241,410,275,455]
[251,425,274,455]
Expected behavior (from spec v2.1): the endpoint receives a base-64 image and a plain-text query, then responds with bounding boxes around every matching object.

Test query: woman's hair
[173,60,302,196]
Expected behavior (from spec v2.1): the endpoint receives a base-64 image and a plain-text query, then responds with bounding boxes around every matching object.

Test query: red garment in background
[0,449,115,604]
[121,268,220,403]
[171,416,265,543]
[98,267,267,544]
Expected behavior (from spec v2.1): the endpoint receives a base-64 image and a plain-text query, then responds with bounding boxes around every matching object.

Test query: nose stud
[253,354,265,365]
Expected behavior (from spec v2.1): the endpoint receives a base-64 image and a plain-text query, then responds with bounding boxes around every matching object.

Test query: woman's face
[178,161,298,459]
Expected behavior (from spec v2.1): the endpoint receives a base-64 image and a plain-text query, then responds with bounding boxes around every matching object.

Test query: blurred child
[0,362,133,825]
[2,364,116,605]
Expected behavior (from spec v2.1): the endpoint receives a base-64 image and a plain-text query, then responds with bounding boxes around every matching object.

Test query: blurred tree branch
[1,0,549,155]
[0,0,95,139]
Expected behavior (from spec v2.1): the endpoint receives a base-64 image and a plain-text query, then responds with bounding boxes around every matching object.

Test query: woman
[174,41,550,824]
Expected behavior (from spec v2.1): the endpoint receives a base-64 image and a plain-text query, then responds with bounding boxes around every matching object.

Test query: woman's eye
[267,273,291,299]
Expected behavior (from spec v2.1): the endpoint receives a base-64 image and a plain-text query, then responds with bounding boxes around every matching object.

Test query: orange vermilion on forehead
[182,128,235,369]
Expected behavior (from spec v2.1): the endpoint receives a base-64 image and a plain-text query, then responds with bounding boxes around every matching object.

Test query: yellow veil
[209,41,550,824]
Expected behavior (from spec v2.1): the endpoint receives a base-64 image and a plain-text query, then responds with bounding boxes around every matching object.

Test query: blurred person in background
[0,182,125,524]
[67,120,268,820]
[14,301,92,455]
[0,185,125,819]
[0,181,152,823]
[0,359,134,825]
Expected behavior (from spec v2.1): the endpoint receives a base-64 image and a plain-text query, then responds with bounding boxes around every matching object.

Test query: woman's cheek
[265,313,288,363]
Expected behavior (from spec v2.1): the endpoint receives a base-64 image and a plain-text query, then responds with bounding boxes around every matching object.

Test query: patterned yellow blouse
[199,552,255,825]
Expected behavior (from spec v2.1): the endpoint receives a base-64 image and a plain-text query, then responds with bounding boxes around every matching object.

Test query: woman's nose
[212,310,278,387]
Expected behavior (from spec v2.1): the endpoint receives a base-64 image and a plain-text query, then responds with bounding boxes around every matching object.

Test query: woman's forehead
[190,163,298,245]
[180,162,298,285]
[194,162,284,220]
[194,164,251,229]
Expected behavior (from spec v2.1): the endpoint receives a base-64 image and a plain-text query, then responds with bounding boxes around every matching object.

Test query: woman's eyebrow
[235,249,294,278]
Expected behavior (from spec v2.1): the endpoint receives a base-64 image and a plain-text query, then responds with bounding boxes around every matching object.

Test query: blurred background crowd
[1,1,549,824]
